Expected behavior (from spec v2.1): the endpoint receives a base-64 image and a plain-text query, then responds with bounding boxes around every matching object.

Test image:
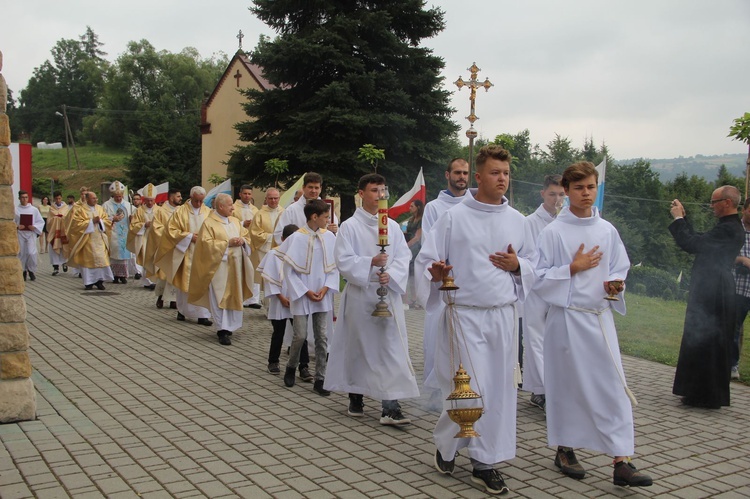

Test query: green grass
[32,144,129,171]
[615,293,750,383]
[31,145,128,199]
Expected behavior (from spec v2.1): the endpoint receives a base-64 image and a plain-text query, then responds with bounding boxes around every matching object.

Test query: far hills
[619,153,747,182]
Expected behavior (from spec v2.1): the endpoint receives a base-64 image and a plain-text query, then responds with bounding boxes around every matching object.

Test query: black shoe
[121,277,127,284]
[145,283,156,290]
[78,274,82,278]
[28,272,36,281]
[177,312,186,321]
[434,449,455,475]
[134,273,141,280]
[613,460,653,487]
[284,367,296,387]
[23,271,27,281]
[52,266,59,276]
[197,318,213,327]
[156,295,164,308]
[62,264,68,272]
[52,270,59,276]
[95,280,105,290]
[471,469,509,495]
[169,301,177,309]
[299,367,314,382]
[218,331,232,346]
[84,284,94,290]
[246,303,262,309]
[313,379,330,396]
[348,394,364,417]
[267,363,281,375]
[555,447,586,479]
[380,407,411,425]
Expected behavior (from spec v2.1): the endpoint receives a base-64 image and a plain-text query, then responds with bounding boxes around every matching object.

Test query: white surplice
[325,208,419,401]
[533,206,634,456]
[273,196,339,246]
[520,203,557,394]
[415,193,534,465]
[420,189,472,385]
[15,204,45,273]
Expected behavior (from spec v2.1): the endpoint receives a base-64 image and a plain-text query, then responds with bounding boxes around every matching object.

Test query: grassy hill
[618,153,747,182]
[31,145,129,198]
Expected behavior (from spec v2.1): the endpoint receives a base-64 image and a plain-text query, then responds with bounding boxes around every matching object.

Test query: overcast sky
[3,0,749,160]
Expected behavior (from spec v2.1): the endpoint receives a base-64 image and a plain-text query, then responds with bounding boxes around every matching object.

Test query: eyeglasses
[709,198,728,205]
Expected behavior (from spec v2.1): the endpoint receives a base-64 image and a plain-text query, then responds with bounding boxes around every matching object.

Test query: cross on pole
[455,62,493,186]
[237,30,244,51]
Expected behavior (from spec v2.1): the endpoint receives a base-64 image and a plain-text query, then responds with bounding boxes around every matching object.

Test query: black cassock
[669,214,744,408]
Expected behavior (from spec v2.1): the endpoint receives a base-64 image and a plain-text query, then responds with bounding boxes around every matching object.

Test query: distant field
[614,293,749,383]
[32,145,128,198]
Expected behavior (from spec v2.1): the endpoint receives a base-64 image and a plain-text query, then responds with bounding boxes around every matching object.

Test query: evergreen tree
[229,0,459,218]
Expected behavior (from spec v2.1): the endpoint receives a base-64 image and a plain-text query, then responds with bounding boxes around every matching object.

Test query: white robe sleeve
[334,222,378,288]
[284,263,308,302]
[606,229,629,316]
[414,211,450,311]
[532,229,573,309]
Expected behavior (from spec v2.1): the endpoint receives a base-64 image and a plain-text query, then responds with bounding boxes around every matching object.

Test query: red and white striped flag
[389,168,426,219]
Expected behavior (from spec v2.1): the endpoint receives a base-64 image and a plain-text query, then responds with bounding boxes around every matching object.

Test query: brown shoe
[554,447,586,479]
[613,460,652,487]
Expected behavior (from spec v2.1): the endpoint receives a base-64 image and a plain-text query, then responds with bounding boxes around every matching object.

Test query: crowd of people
[17,144,749,495]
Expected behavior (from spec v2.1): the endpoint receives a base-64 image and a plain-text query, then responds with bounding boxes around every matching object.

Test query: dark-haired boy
[277,200,339,396]
[326,173,419,424]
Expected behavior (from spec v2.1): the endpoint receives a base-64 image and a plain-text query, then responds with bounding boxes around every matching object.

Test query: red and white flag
[138,182,169,204]
[389,168,425,219]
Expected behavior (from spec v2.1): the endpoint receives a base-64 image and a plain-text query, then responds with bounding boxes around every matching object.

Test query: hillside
[618,153,747,182]
[31,145,128,198]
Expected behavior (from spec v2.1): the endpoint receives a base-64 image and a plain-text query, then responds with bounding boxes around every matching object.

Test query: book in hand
[20,214,33,230]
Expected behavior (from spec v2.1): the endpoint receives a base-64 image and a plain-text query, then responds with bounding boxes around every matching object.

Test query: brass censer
[441,271,483,438]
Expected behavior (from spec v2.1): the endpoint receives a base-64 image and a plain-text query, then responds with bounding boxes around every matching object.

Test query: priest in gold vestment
[190,194,254,345]
[47,191,69,275]
[146,188,181,307]
[233,184,262,307]
[66,191,113,290]
[127,184,157,288]
[250,188,284,287]
[155,186,213,325]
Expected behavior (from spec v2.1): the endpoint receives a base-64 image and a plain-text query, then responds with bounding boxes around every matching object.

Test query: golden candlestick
[372,187,392,317]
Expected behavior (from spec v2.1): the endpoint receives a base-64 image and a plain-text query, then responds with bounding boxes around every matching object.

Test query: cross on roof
[234,69,242,87]
[237,30,244,51]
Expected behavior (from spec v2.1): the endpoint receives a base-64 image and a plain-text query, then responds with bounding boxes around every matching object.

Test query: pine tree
[229,0,459,218]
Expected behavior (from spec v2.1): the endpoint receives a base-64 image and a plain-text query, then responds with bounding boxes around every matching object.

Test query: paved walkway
[2,258,750,498]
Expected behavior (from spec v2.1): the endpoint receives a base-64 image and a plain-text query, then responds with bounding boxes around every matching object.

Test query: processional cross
[455,63,494,185]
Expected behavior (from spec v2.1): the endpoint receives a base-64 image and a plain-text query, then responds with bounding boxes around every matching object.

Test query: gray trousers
[287,312,328,381]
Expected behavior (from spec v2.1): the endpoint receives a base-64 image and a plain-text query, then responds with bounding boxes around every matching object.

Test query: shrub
[627,265,682,300]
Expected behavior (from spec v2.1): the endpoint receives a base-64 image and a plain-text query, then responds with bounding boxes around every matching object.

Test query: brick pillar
[0,49,37,422]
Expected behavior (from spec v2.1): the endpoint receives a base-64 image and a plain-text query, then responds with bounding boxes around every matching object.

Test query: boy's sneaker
[284,367,296,387]
[613,460,653,487]
[348,395,364,417]
[267,363,280,375]
[380,408,411,425]
[313,379,331,396]
[299,367,314,382]
[731,366,740,380]
[471,469,509,495]
[434,449,455,475]
[530,393,546,411]
[555,446,586,479]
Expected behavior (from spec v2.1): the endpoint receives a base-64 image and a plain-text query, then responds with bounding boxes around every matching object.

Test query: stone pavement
[2,258,750,498]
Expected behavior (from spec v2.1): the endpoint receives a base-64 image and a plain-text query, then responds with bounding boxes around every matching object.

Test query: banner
[204,179,232,208]
[389,168,426,219]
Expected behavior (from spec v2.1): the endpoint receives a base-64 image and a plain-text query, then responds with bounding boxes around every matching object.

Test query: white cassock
[416,193,534,465]
[325,208,420,400]
[15,204,45,273]
[273,196,338,245]
[520,203,556,395]
[258,249,301,348]
[207,216,248,333]
[534,206,634,456]
[420,189,472,385]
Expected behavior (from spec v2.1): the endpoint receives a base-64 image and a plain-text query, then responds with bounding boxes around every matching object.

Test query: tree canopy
[228,0,459,218]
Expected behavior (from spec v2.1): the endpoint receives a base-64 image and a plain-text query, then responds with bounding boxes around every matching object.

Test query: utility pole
[62,105,81,170]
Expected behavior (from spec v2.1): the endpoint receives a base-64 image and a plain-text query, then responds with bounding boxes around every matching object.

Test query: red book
[20,214,33,230]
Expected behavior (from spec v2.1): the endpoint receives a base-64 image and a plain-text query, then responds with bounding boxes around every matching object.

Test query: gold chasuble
[47,202,69,254]
[66,204,112,269]
[189,212,254,311]
[127,205,155,268]
[249,204,284,281]
[144,203,176,279]
[155,202,211,293]
[62,201,85,260]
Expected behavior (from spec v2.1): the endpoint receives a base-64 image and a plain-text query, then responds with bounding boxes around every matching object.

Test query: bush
[627,265,682,300]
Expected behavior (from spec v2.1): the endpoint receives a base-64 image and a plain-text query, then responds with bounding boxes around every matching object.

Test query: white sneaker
[731,366,740,380]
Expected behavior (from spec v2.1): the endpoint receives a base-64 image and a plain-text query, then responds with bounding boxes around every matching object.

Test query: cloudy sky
[3,0,749,160]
